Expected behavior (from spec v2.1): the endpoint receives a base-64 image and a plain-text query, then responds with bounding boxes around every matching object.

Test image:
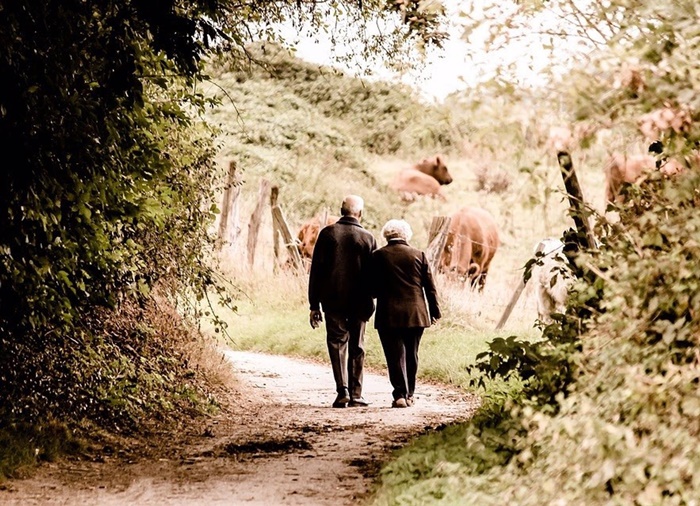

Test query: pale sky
[288,0,584,102]
[288,1,475,102]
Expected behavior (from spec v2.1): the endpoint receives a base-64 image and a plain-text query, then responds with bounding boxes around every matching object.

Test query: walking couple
[308,195,441,409]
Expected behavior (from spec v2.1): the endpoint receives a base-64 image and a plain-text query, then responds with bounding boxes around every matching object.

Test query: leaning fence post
[557,151,596,250]
[495,279,527,330]
[270,199,304,272]
[270,185,281,265]
[495,242,547,330]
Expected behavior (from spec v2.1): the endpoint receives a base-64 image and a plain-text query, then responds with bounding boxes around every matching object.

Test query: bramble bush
[372,167,700,504]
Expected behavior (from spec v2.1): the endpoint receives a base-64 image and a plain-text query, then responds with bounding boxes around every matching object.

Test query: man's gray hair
[382,219,413,242]
[341,195,364,217]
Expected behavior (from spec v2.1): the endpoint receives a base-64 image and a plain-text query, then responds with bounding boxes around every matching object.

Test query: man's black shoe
[332,390,350,408]
[349,397,370,407]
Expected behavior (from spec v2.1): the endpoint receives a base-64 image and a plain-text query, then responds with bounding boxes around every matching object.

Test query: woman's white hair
[381,219,413,242]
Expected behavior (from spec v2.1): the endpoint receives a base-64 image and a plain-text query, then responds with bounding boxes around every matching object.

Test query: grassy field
[202,144,603,392]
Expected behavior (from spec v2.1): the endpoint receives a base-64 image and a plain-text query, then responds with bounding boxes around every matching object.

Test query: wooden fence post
[247,179,271,268]
[557,151,596,250]
[217,160,241,250]
[270,186,281,264]
[425,216,451,275]
[495,279,527,330]
[494,154,594,330]
[269,186,304,272]
[270,205,304,273]
[495,241,548,330]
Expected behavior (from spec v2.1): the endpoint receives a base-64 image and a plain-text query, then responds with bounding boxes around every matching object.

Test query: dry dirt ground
[0,350,480,506]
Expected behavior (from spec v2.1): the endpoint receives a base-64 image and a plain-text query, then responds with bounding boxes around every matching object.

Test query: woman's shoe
[406,396,414,407]
[392,398,408,408]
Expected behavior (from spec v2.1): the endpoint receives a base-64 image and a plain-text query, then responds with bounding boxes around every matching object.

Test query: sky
[287,1,477,102]
[286,0,584,102]
[291,27,473,102]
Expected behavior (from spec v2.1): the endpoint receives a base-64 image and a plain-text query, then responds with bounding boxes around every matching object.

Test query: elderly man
[370,219,441,408]
[308,195,377,408]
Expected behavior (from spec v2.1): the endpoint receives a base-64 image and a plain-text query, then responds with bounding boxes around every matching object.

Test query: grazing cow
[391,155,453,201]
[604,153,685,204]
[638,106,692,142]
[296,214,339,262]
[530,238,573,324]
[439,206,499,291]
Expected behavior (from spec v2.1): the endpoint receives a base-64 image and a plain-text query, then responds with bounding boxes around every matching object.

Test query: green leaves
[0,1,224,426]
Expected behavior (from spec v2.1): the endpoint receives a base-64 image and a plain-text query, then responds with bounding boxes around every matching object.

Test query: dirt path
[0,350,480,505]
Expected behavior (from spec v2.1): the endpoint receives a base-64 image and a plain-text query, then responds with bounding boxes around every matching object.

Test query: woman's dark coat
[370,239,441,329]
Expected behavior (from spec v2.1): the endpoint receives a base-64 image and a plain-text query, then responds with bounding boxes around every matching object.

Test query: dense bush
[0,1,227,428]
[372,167,700,504]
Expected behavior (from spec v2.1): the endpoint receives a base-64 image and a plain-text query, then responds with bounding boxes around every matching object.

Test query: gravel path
[0,350,480,505]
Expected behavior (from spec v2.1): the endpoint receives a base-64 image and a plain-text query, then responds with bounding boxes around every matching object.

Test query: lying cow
[529,238,573,324]
[391,155,453,201]
[604,153,685,204]
[296,214,339,262]
[439,206,499,291]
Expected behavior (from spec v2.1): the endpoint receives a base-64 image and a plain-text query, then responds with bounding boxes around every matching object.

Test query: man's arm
[308,229,329,313]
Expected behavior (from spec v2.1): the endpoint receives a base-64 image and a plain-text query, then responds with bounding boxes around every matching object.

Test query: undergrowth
[0,293,228,481]
[370,170,700,504]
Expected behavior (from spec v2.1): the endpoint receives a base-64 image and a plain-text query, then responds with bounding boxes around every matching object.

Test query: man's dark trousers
[324,312,365,399]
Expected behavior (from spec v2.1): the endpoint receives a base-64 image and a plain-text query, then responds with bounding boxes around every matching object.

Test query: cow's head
[416,155,453,185]
[297,222,321,259]
[296,215,339,259]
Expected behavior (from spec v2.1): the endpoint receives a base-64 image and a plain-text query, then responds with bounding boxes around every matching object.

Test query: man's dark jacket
[308,216,377,321]
[370,239,441,329]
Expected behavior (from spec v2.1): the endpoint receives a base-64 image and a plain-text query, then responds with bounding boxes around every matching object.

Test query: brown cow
[439,206,499,291]
[296,214,339,262]
[604,153,685,204]
[638,106,692,142]
[391,155,453,201]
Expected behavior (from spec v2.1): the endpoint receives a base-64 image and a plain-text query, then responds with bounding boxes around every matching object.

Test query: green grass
[207,257,541,391]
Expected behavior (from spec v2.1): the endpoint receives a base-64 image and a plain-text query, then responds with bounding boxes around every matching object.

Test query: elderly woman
[370,219,441,408]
